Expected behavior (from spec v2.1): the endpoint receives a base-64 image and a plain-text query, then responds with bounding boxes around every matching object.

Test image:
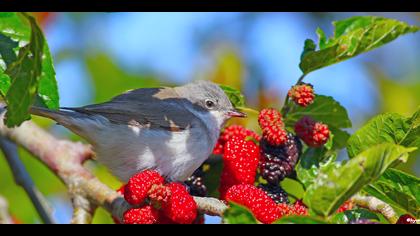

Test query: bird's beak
[227,109,247,118]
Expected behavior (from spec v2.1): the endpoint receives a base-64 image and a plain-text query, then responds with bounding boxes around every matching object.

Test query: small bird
[30,80,246,182]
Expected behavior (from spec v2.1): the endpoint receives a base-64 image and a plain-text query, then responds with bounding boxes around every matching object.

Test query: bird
[30,80,246,182]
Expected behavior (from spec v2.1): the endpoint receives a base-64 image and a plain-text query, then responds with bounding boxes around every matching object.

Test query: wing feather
[66,87,196,131]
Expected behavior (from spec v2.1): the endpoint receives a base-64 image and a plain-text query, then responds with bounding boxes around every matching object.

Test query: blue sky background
[37,12,419,224]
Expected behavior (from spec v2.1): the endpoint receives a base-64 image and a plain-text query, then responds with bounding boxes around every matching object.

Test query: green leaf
[299,16,419,74]
[4,17,44,126]
[347,108,420,158]
[273,215,328,224]
[0,12,59,127]
[36,44,58,109]
[223,202,258,224]
[303,143,415,216]
[329,127,351,150]
[280,177,305,201]
[300,39,316,61]
[331,208,380,224]
[219,84,245,108]
[285,95,352,129]
[0,32,18,68]
[364,168,420,218]
[296,151,339,189]
[0,73,11,97]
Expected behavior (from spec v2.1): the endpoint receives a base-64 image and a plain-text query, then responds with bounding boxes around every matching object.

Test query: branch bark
[0,136,56,224]
[0,195,13,224]
[352,194,399,224]
[0,109,227,223]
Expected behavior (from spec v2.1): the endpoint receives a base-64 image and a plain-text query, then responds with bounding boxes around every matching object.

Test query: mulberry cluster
[118,170,199,224]
[225,184,311,224]
[257,183,289,204]
[259,133,302,185]
[294,116,330,147]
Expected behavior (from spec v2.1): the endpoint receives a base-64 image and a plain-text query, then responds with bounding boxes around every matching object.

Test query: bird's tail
[30,106,80,126]
[29,106,98,142]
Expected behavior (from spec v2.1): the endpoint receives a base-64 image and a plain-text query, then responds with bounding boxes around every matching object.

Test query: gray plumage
[30,80,245,182]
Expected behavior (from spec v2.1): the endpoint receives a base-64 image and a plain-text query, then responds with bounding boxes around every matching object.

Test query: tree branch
[0,109,228,223]
[0,195,13,224]
[352,194,399,224]
[0,136,56,224]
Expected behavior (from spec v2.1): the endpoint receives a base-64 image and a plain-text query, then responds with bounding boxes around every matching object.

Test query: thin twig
[0,137,56,224]
[70,194,94,224]
[352,194,399,224]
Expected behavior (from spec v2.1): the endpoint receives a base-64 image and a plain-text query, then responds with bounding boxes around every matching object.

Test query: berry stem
[281,74,306,118]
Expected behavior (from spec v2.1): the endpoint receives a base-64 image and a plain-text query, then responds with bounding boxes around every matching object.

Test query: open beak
[227,109,247,118]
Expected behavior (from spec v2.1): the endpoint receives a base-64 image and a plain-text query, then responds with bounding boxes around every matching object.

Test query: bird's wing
[65,87,197,131]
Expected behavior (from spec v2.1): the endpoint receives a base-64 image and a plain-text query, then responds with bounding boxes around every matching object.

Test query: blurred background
[0,12,419,224]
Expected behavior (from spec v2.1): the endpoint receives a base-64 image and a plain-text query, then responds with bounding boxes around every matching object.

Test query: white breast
[88,115,219,182]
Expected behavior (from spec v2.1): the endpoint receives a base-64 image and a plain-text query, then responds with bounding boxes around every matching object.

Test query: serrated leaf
[273,215,328,224]
[347,108,420,158]
[37,44,58,109]
[300,39,316,61]
[4,18,44,126]
[223,202,258,224]
[299,16,419,74]
[316,27,327,49]
[0,12,59,127]
[303,143,415,217]
[219,84,245,108]
[364,168,420,218]
[285,95,352,129]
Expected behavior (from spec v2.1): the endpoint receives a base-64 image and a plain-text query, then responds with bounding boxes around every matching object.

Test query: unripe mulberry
[277,200,308,217]
[258,108,287,146]
[123,206,159,224]
[219,136,260,200]
[288,83,315,107]
[124,170,165,205]
[259,133,302,185]
[337,200,354,213]
[161,182,197,224]
[213,125,260,155]
[294,116,330,147]
[225,184,283,224]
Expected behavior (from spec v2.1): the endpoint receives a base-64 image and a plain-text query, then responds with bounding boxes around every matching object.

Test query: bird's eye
[205,99,215,109]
